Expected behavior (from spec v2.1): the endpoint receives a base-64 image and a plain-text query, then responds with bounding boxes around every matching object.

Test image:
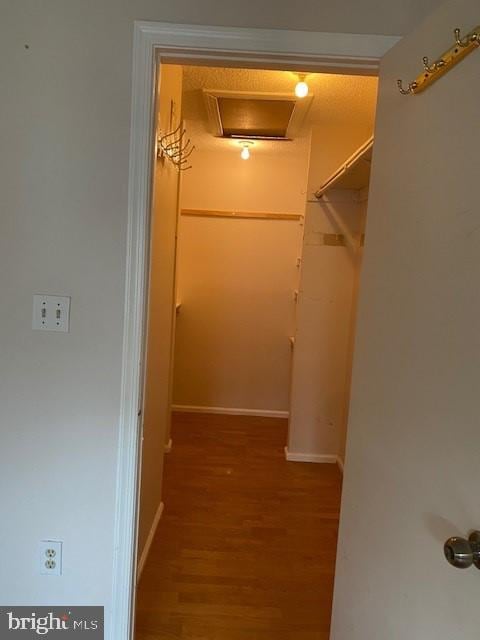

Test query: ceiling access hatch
[203,89,313,141]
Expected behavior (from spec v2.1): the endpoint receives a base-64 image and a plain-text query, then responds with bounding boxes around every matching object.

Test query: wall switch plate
[39,540,63,576]
[33,295,70,332]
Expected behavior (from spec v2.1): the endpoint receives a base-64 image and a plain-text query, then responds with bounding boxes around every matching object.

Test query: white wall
[180,144,311,214]
[338,196,368,462]
[0,0,440,632]
[288,192,366,458]
[287,124,372,460]
[137,64,182,559]
[173,142,309,413]
[306,123,375,201]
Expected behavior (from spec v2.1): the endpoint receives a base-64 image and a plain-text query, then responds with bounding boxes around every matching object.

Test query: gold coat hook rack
[397,24,480,95]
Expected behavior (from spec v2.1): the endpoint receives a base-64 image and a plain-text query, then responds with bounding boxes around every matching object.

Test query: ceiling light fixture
[241,146,250,160]
[240,141,253,160]
[295,74,309,99]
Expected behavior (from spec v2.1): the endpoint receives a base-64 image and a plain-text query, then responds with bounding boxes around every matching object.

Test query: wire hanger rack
[157,123,195,170]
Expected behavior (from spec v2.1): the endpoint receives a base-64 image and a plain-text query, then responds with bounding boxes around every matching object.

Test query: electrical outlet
[40,540,62,576]
[33,295,70,332]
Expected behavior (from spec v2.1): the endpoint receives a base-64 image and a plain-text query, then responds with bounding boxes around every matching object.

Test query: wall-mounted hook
[454,27,465,47]
[157,124,195,170]
[422,56,446,73]
[453,28,480,48]
[397,23,480,95]
[397,79,417,95]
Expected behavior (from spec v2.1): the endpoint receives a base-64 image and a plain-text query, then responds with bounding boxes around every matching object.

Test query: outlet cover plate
[39,540,63,576]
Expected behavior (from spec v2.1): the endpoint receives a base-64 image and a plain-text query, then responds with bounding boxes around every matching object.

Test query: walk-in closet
[136,61,378,639]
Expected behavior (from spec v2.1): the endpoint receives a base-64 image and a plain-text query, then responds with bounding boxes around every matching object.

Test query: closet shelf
[314,137,374,199]
[181,208,302,221]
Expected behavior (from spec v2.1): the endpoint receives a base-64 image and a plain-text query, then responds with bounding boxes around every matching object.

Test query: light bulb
[295,80,309,98]
[241,146,250,160]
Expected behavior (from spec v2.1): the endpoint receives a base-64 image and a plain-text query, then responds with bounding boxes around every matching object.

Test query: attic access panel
[203,90,313,140]
[217,97,295,139]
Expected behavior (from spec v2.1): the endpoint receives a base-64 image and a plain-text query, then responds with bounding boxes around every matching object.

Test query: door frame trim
[111,20,398,640]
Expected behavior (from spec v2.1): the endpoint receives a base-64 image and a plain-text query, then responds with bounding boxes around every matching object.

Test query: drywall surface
[0,0,437,632]
[173,143,309,412]
[180,144,310,215]
[338,196,367,463]
[2,1,442,43]
[287,121,373,459]
[288,189,366,458]
[331,0,480,637]
[137,65,182,559]
[306,122,376,200]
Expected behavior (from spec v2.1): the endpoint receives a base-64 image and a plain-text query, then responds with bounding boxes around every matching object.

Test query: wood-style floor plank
[136,412,342,640]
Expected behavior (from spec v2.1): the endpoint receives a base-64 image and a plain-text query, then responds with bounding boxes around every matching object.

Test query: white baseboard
[284,448,346,472]
[164,438,172,453]
[136,501,164,582]
[284,447,337,464]
[172,404,289,419]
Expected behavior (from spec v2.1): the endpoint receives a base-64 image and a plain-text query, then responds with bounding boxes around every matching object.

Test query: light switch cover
[33,295,70,332]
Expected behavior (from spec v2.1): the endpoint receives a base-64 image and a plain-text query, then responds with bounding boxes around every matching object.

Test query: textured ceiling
[181,65,378,156]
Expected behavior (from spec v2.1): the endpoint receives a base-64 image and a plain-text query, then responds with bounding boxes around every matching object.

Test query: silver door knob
[444,531,480,569]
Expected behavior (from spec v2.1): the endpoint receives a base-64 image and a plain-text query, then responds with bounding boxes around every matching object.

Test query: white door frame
[111,20,399,640]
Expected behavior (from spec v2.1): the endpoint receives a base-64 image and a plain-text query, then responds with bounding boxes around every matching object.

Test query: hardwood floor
[135,412,342,640]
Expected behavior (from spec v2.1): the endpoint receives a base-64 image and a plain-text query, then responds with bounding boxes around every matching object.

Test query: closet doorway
[135,60,377,639]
